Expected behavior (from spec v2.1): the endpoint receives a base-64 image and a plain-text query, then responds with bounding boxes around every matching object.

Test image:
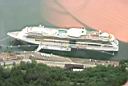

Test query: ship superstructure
[7,25,119,53]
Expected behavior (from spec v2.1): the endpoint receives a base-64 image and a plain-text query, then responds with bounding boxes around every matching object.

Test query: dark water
[0,0,128,60]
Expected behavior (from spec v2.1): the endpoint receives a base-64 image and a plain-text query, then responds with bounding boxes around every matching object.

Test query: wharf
[0,51,119,68]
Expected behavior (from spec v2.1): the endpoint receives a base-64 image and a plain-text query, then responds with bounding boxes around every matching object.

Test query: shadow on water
[10,39,38,51]
[0,39,38,52]
[40,49,115,60]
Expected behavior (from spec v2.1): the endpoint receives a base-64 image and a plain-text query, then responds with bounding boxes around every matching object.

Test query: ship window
[87,44,101,46]
[69,40,76,44]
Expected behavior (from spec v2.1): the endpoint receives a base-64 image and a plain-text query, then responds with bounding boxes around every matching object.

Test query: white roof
[67,28,86,37]
[100,32,109,37]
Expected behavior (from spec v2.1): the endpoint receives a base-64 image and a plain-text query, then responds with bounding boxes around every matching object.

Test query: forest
[0,60,128,86]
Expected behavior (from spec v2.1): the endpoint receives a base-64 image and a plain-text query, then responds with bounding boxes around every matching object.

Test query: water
[0,0,128,60]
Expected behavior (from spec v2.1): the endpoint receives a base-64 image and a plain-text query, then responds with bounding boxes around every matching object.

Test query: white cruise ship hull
[7,26,119,53]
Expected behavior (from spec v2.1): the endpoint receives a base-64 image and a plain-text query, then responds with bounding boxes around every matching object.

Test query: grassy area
[0,60,127,86]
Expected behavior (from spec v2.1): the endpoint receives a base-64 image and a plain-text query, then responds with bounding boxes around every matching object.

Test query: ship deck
[26,32,111,44]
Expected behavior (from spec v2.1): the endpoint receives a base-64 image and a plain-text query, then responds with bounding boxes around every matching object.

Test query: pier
[0,51,119,68]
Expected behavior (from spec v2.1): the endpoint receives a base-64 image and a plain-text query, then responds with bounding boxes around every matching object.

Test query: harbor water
[0,0,128,60]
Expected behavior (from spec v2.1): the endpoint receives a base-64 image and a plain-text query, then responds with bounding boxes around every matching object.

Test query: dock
[0,51,119,69]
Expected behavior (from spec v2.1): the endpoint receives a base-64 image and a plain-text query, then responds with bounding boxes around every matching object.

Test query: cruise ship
[7,25,119,53]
